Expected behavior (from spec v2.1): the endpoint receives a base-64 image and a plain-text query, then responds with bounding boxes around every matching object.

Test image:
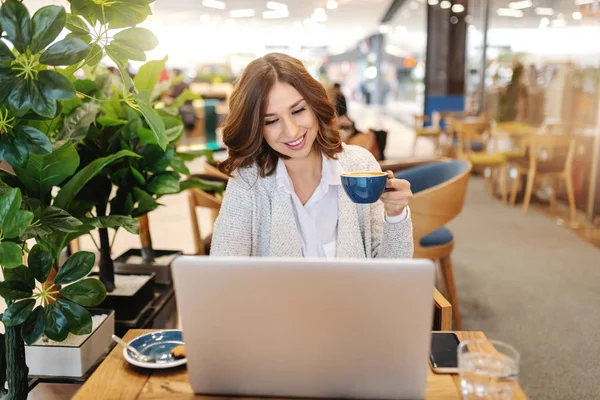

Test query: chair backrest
[524,134,576,173]
[188,174,227,255]
[395,161,472,249]
[455,120,490,156]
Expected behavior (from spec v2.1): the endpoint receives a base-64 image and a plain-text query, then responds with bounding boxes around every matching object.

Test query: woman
[211,53,413,258]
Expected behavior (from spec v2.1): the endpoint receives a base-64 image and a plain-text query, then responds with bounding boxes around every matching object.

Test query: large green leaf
[0,242,23,269]
[0,280,32,300]
[2,209,33,239]
[113,27,158,51]
[170,89,201,108]
[0,68,18,104]
[132,187,159,216]
[87,43,103,67]
[54,150,141,211]
[1,299,35,327]
[44,304,69,341]
[14,125,52,155]
[147,172,180,195]
[65,13,89,35]
[133,57,167,95]
[56,298,92,335]
[105,42,145,64]
[170,158,190,175]
[21,306,44,345]
[1,134,28,167]
[30,79,57,118]
[39,206,83,233]
[55,101,101,145]
[28,244,53,283]
[135,92,167,150]
[3,266,35,290]
[179,177,226,195]
[0,0,31,54]
[40,37,90,66]
[81,215,140,234]
[55,251,95,286]
[0,188,21,226]
[8,78,33,117]
[31,5,66,53]
[105,47,134,92]
[13,140,79,203]
[0,41,16,68]
[38,70,77,101]
[59,278,106,307]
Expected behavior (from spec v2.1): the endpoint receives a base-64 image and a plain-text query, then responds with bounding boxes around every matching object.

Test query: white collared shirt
[276,154,409,258]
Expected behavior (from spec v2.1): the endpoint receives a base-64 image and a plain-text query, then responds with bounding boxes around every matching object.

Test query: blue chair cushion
[452,136,485,151]
[395,161,470,194]
[420,227,453,247]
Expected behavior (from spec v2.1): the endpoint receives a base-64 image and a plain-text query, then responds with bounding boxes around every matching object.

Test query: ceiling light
[497,8,524,17]
[410,1,419,9]
[202,0,225,10]
[452,4,465,12]
[267,1,288,11]
[574,0,594,4]
[468,24,476,31]
[200,14,211,23]
[263,10,290,19]
[327,1,339,9]
[572,11,583,20]
[229,9,255,18]
[428,0,439,4]
[508,0,532,9]
[313,13,328,22]
[552,18,566,27]
[534,7,554,15]
[365,66,378,80]
[314,7,326,15]
[440,1,451,9]
[540,17,549,25]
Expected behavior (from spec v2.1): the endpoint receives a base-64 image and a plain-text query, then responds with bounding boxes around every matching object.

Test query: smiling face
[262,82,319,160]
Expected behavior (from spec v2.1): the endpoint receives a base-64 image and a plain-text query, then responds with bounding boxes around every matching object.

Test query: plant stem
[138,214,155,263]
[4,326,28,400]
[97,203,115,292]
[88,233,100,252]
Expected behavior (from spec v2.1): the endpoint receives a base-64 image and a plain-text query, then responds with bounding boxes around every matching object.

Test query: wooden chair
[412,114,442,156]
[188,174,227,255]
[433,288,453,331]
[509,134,576,220]
[455,120,508,203]
[396,161,472,330]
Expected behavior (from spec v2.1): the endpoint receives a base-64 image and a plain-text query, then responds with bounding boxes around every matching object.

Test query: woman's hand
[380,170,412,217]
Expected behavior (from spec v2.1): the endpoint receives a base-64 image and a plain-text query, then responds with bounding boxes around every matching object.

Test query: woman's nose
[281,116,299,138]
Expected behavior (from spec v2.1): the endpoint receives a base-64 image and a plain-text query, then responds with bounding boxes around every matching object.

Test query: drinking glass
[457,339,520,400]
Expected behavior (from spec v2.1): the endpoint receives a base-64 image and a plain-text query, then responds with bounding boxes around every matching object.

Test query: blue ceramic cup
[341,171,389,204]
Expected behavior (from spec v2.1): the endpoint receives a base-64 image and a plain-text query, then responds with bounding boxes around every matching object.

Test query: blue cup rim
[341,171,387,177]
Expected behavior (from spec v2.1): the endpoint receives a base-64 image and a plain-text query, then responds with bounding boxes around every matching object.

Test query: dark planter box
[92,272,156,321]
[114,248,182,284]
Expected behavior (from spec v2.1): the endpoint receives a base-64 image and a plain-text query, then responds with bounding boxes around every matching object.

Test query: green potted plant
[0,0,167,394]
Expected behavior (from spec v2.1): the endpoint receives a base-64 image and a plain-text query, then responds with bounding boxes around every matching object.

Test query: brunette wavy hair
[218,53,342,177]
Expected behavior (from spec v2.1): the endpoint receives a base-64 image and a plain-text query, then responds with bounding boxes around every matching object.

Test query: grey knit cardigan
[210,144,414,258]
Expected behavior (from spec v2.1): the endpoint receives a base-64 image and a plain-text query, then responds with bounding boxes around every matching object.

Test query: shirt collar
[276,153,344,194]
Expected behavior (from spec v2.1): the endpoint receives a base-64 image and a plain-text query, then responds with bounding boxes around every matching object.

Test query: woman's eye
[265,119,278,126]
[292,107,306,115]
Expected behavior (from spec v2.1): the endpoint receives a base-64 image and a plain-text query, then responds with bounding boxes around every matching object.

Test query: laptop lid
[172,256,435,399]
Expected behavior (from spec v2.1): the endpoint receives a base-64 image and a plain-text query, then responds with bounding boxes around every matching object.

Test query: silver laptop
[172,256,435,399]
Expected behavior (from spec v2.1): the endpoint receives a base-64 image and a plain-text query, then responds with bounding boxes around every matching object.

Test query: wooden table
[73,330,527,399]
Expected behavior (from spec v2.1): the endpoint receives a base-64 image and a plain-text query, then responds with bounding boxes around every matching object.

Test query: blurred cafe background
[14,0,600,399]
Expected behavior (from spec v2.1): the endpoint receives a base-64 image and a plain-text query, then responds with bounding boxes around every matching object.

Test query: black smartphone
[429,332,461,374]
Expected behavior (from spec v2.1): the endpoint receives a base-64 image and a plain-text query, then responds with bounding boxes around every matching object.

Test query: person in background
[210,53,413,259]
[331,82,347,117]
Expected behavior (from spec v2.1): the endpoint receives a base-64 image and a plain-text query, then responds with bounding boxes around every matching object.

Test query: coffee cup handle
[384,175,392,192]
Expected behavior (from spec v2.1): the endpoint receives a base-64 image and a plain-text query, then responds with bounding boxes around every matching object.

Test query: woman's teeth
[287,135,304,146]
